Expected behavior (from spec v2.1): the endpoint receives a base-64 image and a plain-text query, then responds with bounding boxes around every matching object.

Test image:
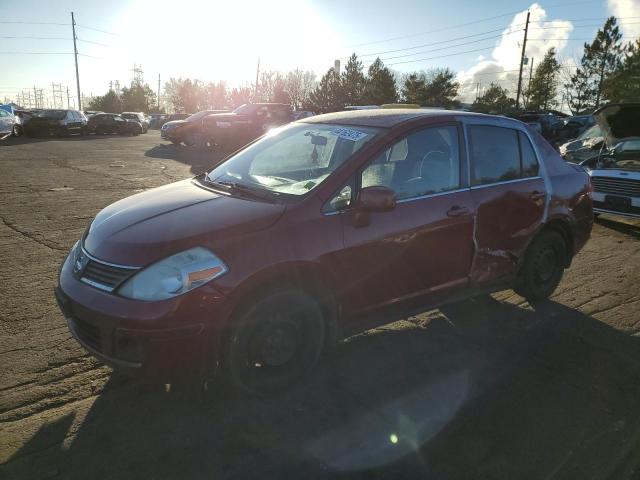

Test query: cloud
[457,3,573,103]
[608,0,640,38]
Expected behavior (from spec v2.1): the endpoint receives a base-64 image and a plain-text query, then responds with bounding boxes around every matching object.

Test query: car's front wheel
[515,230,566,302]
[226,288,326,395]
[11,125,21,137]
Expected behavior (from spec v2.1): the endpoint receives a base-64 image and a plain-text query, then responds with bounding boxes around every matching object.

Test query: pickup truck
[202,103,293,152]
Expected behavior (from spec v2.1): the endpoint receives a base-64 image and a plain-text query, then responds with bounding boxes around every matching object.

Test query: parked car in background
[161,110,229,146]
[581,103,640,219]
[0,108,20,138]
[292,110,316,120]
[202,103,293,152]
[84,111,103,118]
[558,115,595,141]
[15,109,38,132]
[86,113,143,136]
[55,109,592,393]
[24,109,87,137]
[149,114,166,129]
[559,125,604,163]
[511,111,566,143]
[121,112,149,133]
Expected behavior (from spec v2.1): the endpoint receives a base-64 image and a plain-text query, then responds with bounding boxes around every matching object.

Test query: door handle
[446,205,470,217]
[530,190,546,200]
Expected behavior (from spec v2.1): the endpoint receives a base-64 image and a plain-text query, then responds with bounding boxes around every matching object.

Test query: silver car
[0,108,19,138]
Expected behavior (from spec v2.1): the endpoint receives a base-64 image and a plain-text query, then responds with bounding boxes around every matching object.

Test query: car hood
[593,103,640,146]
[162,120,189,128]
[83,179,286,266]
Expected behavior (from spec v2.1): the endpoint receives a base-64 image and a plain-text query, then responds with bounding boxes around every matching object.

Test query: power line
[0,20,67,25]
[76,24,120,36]
[352,26,523,59]
[346,11,523,49]
[381,45,498,66]
[369,35,506,62]
[0,35,68,40]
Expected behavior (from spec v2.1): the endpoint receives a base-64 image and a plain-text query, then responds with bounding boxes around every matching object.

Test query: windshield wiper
[207,178,277,201]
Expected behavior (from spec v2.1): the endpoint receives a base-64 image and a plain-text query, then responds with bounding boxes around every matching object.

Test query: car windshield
[233,104,257,115]
[37,110,66,120]
[205,122,381,197]
[185,111,215,122]
[578,125,602,140]
[122,113,140,120]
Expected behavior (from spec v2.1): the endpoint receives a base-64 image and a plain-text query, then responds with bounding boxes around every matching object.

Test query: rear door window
[518,131,539,177]
[468,125,520,186]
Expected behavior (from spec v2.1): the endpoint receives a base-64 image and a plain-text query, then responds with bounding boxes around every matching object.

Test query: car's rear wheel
[226,288,325,395]
[515,230,566,302]
[11,125,20,137]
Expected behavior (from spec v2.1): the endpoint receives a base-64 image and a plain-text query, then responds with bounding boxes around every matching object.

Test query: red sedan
[55,109,593,394]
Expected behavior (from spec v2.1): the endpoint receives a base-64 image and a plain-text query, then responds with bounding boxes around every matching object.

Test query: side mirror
[353,186,396,228]
[358,186,396,212]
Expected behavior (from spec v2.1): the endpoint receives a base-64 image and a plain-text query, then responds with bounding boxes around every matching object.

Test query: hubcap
[249,317,299,368]
[535,247,557,283]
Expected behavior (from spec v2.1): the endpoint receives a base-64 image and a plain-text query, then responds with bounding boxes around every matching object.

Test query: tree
[308,68,344,113]
[164,78,204,113]
[230,86,252,108]
[342,53,366,106]
[400,69,459,107]
[525,48,561,110]
[564,17,626,113]
[363,58,397,104]
[204,81,229,109]
[471,83,515,114]
[88,89,122,113]
[255,71,289,103]
[120,82,156,113]
[602,39,640,103]
[423,68,459,108]
[401,73,426,104]
[285,69,316,110]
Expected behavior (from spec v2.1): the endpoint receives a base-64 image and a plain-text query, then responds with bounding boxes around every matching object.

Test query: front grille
[71,317,103,352]
[80,259,136,292]
[592,176,640,197]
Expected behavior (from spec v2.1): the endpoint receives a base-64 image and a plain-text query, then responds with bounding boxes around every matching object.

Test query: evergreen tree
[308,68,344,113]
[363,58,397,105]
[564,17,626,113]
[121,82,157,113]
[88,89,122,113]
[472,83,515,114]
[602,39,640,103]
[525,48,561,110]
[401,73,426,104]
[341,53,366,106]
[423,68,459,108]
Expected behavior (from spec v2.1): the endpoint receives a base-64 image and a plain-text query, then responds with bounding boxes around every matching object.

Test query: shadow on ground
[0,134,140,147]
[4,297,640,479]
[145,143,227,176]
[595,216,640,240]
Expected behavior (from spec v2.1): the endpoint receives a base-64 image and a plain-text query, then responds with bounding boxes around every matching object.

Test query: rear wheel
[226,289,325,395]
[515,230,566,302]
[11,125,20,137]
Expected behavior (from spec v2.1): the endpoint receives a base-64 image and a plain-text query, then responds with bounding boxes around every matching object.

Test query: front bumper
[160,128,179,141]
[592,191,640,218]
[56,252,228,380]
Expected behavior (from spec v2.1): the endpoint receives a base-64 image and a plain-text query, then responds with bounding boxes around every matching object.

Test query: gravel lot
[1,131,639,480]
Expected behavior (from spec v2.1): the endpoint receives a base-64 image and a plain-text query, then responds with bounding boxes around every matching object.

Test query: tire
[11,125,20,137]
[226,288,326,395]
[515,230,567,302]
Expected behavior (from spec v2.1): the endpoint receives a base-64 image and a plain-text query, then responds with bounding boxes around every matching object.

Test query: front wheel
[515,230,566,302]
[11,125,21,137]
[226,289,326,395]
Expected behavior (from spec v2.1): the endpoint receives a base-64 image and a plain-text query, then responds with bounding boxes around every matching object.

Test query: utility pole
[515,10,530,110]
[157,73,161,110]
[525,57,534,109]
[254,57,260,101]
[71,12,82,110]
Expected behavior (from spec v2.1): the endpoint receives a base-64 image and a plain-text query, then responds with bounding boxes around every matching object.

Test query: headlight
[117,247,227,301]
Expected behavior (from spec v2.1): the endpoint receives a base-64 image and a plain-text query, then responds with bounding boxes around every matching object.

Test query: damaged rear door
[465,124,546,284]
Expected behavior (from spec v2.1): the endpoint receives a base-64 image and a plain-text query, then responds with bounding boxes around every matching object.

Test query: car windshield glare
[206,123,381,197]
[185,111,213,122]
[233,104,257,115]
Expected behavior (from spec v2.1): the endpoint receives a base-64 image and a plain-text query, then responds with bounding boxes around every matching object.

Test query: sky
[0,0,639,108]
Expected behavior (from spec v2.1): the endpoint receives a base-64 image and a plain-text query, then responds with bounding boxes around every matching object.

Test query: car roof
[300,108,494,128]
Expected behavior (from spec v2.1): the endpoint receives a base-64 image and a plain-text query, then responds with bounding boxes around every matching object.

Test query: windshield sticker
[330,127,369,142]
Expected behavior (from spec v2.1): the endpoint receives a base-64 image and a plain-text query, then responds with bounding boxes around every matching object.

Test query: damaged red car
[55,109,593,393]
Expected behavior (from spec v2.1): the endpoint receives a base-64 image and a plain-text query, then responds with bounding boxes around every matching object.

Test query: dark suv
[87,113,143,136]
[56,109,593,394]
[24,109,87,137]
[202,103,293,151]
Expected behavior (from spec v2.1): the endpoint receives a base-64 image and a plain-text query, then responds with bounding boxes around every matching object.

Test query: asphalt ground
[1,131,639,479]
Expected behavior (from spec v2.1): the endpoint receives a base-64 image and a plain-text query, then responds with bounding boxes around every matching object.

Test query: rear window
[468,125,540,186]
